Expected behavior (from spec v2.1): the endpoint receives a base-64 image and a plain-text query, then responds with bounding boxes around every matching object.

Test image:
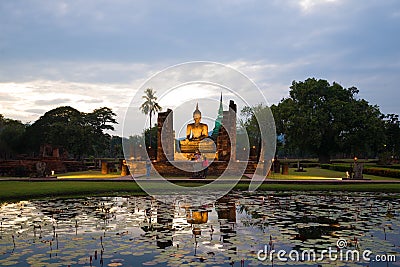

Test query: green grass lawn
[0,170,124,180]
[2,166,398,181]
[1,180,400,203]
[57,170,123,179]
[56,167,399,180]
[267,167,398,180]
[1,166,399,202]
[253,183,400,194]
[0,181,145,202]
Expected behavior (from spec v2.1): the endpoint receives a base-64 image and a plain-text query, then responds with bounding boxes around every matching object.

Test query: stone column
[157,109,174,162]
[121,164,130,176]
[216,100,237,162]
[281,163,289,175]
[353,162,363,179]
[101,160,108,174]
[229,100,237,161]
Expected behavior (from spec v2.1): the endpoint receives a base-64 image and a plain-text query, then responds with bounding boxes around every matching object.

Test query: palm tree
[140,88,162,128]
[140,89,161,154]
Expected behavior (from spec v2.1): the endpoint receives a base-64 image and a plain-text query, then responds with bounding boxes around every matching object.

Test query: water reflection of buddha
[186,103,208,141]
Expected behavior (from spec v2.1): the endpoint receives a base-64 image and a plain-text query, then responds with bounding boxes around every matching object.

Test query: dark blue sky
[0,0,399,134]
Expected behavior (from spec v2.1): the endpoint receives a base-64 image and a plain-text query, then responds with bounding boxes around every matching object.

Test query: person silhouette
[202,156,209,178]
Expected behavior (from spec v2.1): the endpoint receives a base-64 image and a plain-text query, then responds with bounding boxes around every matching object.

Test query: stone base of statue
[180,139,200,153]
[179,138,216,153]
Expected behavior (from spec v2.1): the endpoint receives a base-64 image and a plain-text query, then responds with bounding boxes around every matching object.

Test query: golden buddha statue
[186,103,208,141]
[180,103,215,154]
[187,210,209,224]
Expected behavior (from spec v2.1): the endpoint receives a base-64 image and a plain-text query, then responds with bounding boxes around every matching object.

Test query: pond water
[0,191,399,267]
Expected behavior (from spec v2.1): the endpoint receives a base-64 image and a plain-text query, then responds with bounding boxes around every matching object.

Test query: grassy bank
[1,180,400,202]
[254,183,400,193]
[4,166,399,181]
[267,167,398,180]
[0,181,145,202]
[57,168,398,180]
[57,170,123,179]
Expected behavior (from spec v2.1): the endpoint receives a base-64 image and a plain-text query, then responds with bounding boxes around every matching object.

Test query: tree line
[2,79,399,163]
[0,106,122,160]
[0,88,162,161]
[241,78,400,163]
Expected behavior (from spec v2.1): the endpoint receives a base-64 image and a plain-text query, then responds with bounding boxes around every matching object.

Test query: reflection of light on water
[0,193,398,266]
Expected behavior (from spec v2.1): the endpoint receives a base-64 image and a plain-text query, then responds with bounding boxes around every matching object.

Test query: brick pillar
[101,160,108,174]
[121,164,130,176]
[229,100,237,161]
[157,109,174,162]
[216,100,237,162]
[281,163,289,175]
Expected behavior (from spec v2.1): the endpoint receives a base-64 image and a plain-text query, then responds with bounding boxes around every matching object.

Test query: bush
[320,164,352,172]
[290,163,320,168]
[376,165,400,170]
[320,164,329,169]
[321,164,400,178]
[363,167,400,178]
[14,165,28,177]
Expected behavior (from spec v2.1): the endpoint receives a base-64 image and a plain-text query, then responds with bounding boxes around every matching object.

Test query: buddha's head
[193,103,201,123]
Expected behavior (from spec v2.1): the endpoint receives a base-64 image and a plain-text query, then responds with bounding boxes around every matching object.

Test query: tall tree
[140,88,161,158]
[84,107,117,156]
[339,99,385,158]
[0,115,26,159]
[123,134,147,160]
[109,135,124,158]
[274,78,384,163]
[140,88,162,128]
[239,104,263,158]
[239,104,276,162]
[24,106,82,156]
[143,125,158,151]
[383,114,400,160]
[85,107,117,133]
[25,106,117,158]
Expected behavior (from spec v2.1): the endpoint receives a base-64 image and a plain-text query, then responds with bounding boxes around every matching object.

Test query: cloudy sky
[1,0,399,135]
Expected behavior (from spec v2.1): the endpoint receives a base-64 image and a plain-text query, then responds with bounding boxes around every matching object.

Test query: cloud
[34,98,71,106]
[1,53,400,135]
[0,61,157,84]
[25,108,47,114]
[1,1,398,67]
[0,80,135,129]
[0,92,19,102]
[298,0,341,13]
[78,99,103,104]
[1,0,399,133]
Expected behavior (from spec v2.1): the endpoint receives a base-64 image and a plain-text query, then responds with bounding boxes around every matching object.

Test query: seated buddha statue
[180,104,215,154]
[186,103,208,141]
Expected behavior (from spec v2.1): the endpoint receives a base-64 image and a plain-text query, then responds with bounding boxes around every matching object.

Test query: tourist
[202,156,209,178]
[193,150,202,178]
[146,160,151,177]
[194,150,201,161]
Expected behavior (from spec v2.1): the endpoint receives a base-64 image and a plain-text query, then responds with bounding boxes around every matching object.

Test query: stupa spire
[212,92,223,138]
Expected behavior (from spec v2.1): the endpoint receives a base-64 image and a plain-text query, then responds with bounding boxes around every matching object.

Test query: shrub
[376,165,400,170]
[320,164,352,172]
[14,165,28,177]
[290,163,320,168]
[363,167,400,178]
[321,164,400,178]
